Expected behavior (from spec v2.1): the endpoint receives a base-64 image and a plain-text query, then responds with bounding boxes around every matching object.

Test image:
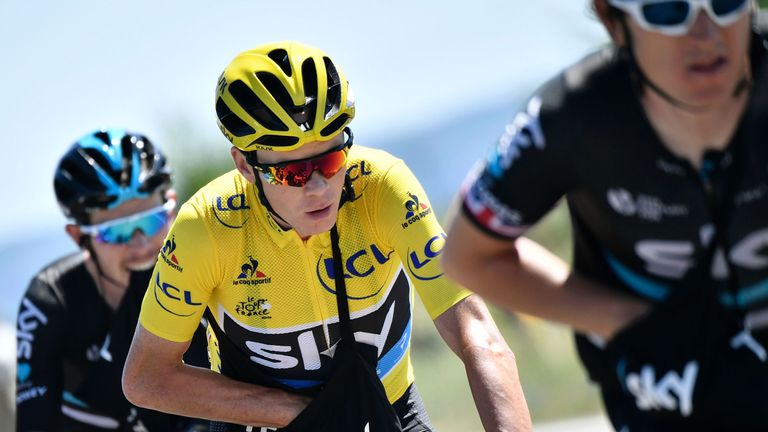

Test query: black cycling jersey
[462,26,768,431]
[15,252,209,431]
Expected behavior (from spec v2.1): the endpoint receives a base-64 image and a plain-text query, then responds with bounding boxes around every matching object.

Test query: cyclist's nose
[688,8,719,40]
[126,230,151,248]
[303,170,330,195]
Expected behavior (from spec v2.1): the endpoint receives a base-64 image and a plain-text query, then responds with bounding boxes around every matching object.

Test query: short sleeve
[374,159,471,319]
[462,91,575,239]
[139,202,219,342]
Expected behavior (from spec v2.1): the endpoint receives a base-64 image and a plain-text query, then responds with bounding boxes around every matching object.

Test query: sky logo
[487,96,544,179]
[623,360,698,417]
[17,298,47,360]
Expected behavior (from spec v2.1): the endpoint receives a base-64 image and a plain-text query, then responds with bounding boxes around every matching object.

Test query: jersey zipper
[679,151,746,324]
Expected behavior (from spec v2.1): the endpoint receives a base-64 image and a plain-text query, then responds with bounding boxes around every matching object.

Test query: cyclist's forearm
[434,296,532,431]
[151,365,306,427]
[462,344,531,432]
[131,363,306,427]
[445,233,647,340]
[123,326,308,428]
[509,237,647,338]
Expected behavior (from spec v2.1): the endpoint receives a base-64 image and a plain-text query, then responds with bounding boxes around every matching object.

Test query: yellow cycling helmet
[215,41,355,152]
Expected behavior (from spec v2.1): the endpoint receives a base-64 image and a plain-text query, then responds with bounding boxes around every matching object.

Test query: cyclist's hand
[603,300,653,342]
[602,291,733,419]
[280,393,313,427]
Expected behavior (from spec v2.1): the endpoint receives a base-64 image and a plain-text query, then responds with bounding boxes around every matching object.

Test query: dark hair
[589,0,627,47]
[591,0,624,25]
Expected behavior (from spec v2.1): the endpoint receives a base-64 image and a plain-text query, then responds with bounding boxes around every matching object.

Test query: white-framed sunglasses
[79,200,176,244]
[607,0,751,36]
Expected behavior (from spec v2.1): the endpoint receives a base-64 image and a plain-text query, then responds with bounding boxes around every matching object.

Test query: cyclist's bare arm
[434,294,532,432]
[443,212,649,341]
[123,324,309,428]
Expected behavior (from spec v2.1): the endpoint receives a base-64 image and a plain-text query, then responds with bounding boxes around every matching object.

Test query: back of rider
[461,25,768,431]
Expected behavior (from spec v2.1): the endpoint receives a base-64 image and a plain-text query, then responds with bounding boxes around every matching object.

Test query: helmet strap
[252,176,291,229]
[81,236,128,297]
[339,174,355,206]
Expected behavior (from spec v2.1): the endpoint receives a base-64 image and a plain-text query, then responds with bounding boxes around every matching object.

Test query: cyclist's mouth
[687,56,727,75]
[127,257,158,271]
[306,204,333,220]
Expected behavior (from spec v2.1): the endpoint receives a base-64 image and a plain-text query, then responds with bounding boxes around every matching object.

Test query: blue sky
[0,0,608,247]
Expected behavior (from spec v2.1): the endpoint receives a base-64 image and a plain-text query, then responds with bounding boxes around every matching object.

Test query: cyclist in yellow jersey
[123,41,531,431]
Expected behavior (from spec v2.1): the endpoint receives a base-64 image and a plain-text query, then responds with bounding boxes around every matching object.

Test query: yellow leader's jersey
[139,145,469,403]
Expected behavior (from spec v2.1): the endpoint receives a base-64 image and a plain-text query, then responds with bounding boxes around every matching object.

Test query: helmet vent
[216,97,256,137]
[230,79,289,132]
[254,134,300,148]
[299,59,318,130]
[58,158,90,186]
[267,49,292,77]
[141,168,170,193]
[256,72,297,117]
[323,57,341,119]
[93,131,111,146]
[320,113,349,137]
[120,135,136,186]
[82,148,120,183]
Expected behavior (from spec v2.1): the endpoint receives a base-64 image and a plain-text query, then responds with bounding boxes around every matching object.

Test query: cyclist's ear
[593,0,627,47]
[164,189,179,221]
[65,224,85,248]
[164,189,177,202]
[230,146,257,183]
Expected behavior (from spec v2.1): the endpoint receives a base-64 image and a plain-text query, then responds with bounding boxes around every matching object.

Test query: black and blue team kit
[16,253,209,431]
[462,22,768,432]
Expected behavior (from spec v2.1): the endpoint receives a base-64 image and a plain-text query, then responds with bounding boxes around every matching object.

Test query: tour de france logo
[235,296,272,318]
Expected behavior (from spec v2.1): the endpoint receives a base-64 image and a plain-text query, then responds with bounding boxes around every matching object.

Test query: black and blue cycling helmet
[54,129,172,223]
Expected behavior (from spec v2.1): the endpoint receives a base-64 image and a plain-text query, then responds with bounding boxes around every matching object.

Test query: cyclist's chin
[126,258,158,272]
[295,210,338,238]
[678,82,739,110]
